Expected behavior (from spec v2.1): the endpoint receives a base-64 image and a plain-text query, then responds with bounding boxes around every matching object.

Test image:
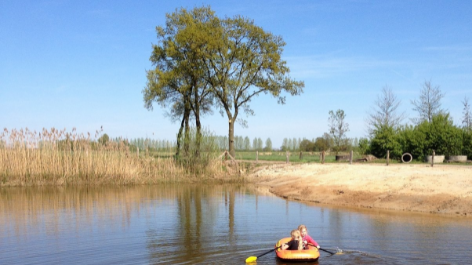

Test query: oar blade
[245,256,257,263]
[319,247,336,255]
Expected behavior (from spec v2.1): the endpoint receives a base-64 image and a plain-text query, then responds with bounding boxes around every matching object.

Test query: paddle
[307,243,336,255]
[245,245,281,263]
[319,247,336,255]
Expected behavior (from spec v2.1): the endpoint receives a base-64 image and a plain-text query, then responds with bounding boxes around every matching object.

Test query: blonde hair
[298,224,307,232]
[290,229,303,250]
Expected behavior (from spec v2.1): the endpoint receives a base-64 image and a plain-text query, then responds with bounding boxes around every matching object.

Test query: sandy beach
[248,163,472,217]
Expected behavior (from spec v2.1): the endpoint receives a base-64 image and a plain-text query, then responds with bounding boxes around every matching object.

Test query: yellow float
[275,237,320,261]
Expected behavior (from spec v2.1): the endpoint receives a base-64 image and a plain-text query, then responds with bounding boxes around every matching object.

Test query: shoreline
[247,163,472,217]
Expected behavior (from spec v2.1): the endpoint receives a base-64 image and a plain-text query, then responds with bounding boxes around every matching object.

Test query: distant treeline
[214,135,362,153]
[112,135,364,153]
[109,136,176,152]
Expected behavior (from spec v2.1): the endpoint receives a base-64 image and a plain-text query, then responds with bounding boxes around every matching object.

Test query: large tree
[367,86,404,135]
[411,80,445,124]
[143,7,218,157]
[144,7,303,158]
[201,15,304,157]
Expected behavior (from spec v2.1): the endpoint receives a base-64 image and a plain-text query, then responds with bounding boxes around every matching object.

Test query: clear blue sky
[2,0,472,148]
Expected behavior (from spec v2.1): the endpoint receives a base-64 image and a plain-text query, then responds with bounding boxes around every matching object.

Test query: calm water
[1,184,471,265]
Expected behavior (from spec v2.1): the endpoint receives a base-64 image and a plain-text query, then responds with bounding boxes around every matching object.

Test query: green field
[231,151,361,163]
[146,149,441,165]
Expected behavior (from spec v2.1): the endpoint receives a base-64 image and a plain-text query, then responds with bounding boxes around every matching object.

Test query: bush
[371,114,467,161]
[369,125,402,159]
[463,130,472,160]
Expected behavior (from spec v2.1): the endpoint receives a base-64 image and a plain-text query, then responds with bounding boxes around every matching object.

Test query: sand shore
[248,163,472,217]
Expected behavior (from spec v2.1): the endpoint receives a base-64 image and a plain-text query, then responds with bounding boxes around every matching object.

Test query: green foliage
[462,130,472,159]
[358,138,370,156]
[280,138,300,151]
[98,133,109,145]
[234,151,341,163]
[396,124,426,161]
[194,8,304,157]
[253,138,263,151]
[145,6,304,158]
[445,125,464,156]
[264,138,273,151]
[299,139,315,152]
[243,136,251,150]
[370,113,467,161]
[328,109,350,154]
[144,6,218,159]
[369,125,402,158]
[420,114,461,156]
[314,136,330,151]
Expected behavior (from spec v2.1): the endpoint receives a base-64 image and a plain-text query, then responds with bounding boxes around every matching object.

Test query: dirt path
[247,163,472,217]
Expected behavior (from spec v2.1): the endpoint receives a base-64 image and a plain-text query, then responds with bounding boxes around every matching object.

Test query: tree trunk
[193,86,202,158]
[228,119,235,158]
[176,114,186,157]
[195,114,201,158]
[184,110,190,156]
[183,94,191,157]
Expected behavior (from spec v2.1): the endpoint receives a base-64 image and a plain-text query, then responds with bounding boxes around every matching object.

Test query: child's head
[290,229,303,250]
[291,229,301,240]
[298,224,308,237]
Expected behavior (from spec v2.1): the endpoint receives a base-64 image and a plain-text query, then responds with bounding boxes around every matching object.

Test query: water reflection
[1,185,471,265]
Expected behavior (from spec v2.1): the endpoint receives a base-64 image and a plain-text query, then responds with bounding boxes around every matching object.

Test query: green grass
[146,149,461,165]
[232,151,365,163]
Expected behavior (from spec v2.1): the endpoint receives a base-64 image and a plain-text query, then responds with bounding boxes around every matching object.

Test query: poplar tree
[244,136,251,150]
[265,138,273,151]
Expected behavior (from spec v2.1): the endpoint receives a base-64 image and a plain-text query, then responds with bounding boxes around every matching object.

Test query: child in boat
[298,224,320,249]
[281,229,304,250]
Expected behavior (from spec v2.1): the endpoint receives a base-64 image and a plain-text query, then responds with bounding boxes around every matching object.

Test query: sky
[1,0,472,148]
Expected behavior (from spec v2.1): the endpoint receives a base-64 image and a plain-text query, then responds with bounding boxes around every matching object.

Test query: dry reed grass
[0,128,226,186]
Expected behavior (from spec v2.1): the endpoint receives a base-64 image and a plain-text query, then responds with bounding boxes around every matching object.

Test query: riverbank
[247,163,472,217]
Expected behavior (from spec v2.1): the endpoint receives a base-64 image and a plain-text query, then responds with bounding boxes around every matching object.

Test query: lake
[1,184,471,264]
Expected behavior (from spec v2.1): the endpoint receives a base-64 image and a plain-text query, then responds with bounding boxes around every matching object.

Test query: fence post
[386,150,389,166]
[322,151,325,164]
[299,151,303,160]
[431,150,435,167]
[286,151,289,164]
[225,150,228,161]
[350,150,353,164]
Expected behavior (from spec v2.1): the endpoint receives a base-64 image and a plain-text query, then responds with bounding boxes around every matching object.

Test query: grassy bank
[0,128,229,186]
[3,128,438,187]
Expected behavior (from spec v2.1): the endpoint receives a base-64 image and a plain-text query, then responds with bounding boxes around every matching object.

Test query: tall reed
[175,127,222,175]
[0,128,194,186]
